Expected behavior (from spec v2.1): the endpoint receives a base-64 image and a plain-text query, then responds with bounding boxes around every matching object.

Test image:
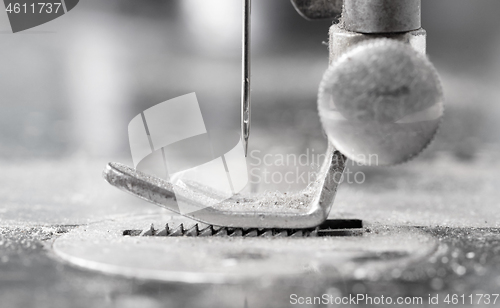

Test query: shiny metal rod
[242,0,251,157]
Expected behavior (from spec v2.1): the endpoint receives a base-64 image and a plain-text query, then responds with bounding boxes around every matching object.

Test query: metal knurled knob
[318,39,444,165]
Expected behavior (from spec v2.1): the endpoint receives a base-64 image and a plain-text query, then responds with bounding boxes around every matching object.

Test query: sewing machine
[100,0,444,230]
[1,1,500,307]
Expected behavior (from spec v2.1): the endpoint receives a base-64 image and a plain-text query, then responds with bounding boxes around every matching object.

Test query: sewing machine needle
[242,0,251,157]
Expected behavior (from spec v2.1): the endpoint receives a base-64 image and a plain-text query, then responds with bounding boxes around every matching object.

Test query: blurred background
[1,0,500,162]
[0,0,500,224]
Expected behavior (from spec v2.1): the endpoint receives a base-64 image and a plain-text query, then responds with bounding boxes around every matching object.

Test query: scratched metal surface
[1,0,500,307]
